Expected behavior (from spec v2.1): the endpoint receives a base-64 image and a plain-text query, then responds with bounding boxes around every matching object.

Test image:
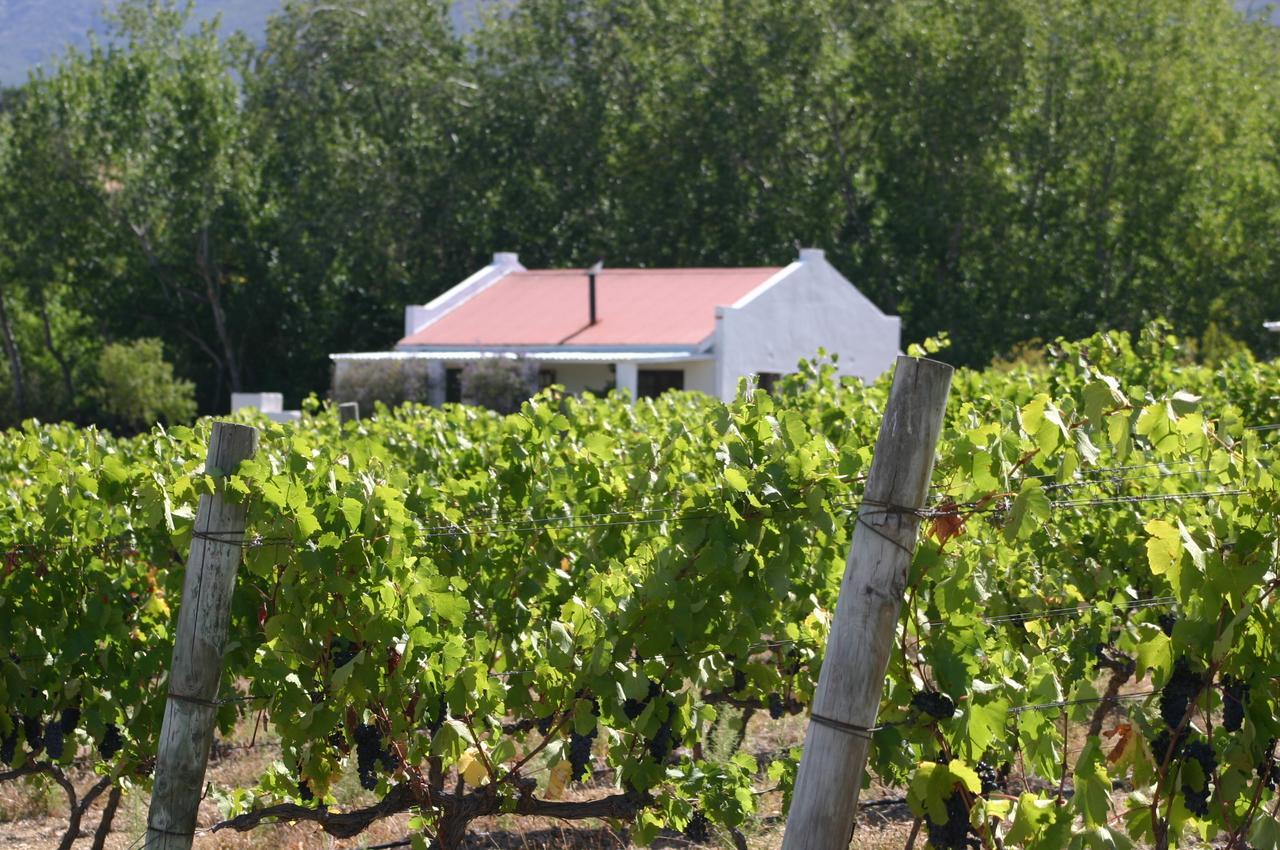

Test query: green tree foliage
[93,337,197,432]
[0,0,1278,427]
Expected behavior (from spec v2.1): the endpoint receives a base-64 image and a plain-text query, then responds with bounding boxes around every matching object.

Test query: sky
[1,0,1276,87]
[0,0,487,86]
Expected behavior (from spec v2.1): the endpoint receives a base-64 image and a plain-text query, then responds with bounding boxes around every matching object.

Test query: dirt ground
[0,708,924,850]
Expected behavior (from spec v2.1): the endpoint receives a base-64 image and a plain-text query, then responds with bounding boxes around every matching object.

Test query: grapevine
[0,323,1278,849]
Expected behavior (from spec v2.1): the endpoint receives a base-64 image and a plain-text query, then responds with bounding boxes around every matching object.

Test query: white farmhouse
[330,248,900,402]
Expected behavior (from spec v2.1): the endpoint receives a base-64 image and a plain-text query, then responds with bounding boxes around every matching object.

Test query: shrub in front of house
[331,359,433,410]
[460,357,537,414]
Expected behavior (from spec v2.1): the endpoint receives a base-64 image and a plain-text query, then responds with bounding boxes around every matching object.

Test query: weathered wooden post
[147,422,259,850]
[338,401,360,423]
[781,355,952,850]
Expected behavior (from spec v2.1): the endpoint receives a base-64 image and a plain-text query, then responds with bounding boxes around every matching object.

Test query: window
[538,369,557,389]
[445,368,462,403]
[637,369,684,398]
[757,372,782,393]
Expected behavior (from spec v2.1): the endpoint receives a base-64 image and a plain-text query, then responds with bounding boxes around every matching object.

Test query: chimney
[493,251,520,268]
[587,260,603,325]
[798,247,825,264]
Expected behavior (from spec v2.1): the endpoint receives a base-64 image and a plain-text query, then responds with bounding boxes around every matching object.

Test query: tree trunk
[0,279,28,418]
[36,287,76,411]
[91,786,122,850]
[197,226,242,393]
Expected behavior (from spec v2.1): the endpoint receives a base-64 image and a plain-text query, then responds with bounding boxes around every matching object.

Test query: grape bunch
[648,721,675,763]
[624,680,662,721]
[1151,729,1184,767]
[23,715,42,752]
[425,693,448,735]
[731,668,747,693]
[353,723,394,791]
[683,808,711,843]
[298,778,314,803]
[98,724,123,761]
[1221,675,1249,733]
[60,705,80,734]
[332,638,361,670]
[1159,657,1201,730]
[976,761,1000,795]
[767,693,786,720]
[43,720,65,761]
[912,690,956,721]
[1180,739,1217,817]
[568,727,597,780]
[1,716,17,765]
[537,713,556,735]
[926,791,973,850]
[1256,740,1279,789]
[1157,613,1177,637]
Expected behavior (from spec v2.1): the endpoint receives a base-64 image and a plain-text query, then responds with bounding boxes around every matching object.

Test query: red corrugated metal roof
[399,267,782,347]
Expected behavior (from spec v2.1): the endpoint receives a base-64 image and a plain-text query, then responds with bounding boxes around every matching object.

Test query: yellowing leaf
[458,748,490,786]
[1144,519,1183,598]
[546,760,571,800]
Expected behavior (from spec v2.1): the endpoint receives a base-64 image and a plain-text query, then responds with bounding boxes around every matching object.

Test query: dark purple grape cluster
[43,720,65,760]
[426,693,448,735]
[1181,739,1216,817]
[568,727,597,780]
[1221,675,1249,733]
[60,705,80,733]
[98,724,123,761]
[332,639,361,670]
[977,761,999,794]
[1151,729,1187,767]
[648,722,675,763]
[298,778,314,803]
[537,713,556,735]
[912,690,956,720]
[624,680,662,721]
[1256,740,1279,789]
[23,715,42,751]
[353,723,391,791]
[926,792,972,850]
[1157,613,1177,637]
[1160,657,1202,730]
[0,716,17,764]
[683,808,711,843]
[767,693,785,720]
[731,668,747,693]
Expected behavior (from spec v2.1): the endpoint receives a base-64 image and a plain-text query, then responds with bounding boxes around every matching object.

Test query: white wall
[541,363,615,395]
[714,251,900,399]
[684,360,717,395]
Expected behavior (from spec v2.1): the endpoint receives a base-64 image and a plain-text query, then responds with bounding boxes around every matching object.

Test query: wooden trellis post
[147,422,259,850]
[781,355,952,850]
